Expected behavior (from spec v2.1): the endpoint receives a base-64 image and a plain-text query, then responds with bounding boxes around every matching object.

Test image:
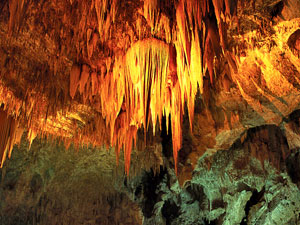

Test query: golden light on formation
[0,0,242,174]
[66,0,238,174]
[71,38,173,174]
[94,0,118,42]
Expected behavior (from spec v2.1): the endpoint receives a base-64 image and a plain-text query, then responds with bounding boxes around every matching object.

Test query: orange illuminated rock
[70,64,81,99]
[2,0,300,178]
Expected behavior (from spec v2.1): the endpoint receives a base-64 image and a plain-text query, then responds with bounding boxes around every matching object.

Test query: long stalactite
[0,0,240,174]
[0,108,23,167]
[66,0,239,174]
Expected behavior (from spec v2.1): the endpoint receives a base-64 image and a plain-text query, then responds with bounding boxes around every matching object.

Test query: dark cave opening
[161,199,180,225]
[241,187,265,225]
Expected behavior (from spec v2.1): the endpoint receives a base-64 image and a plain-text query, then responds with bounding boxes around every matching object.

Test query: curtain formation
[1,0,239,174]
[68,0,238,174]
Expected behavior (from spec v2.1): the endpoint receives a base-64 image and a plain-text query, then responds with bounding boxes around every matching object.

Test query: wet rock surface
[121,122,300,225]
[0,0,300,224]
[0,115,300,225]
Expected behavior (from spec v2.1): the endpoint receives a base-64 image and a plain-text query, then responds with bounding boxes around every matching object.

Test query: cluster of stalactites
[69,37,200,174]
[69,0,239,174]
[0,77,80,166]
[143,0,173,43]
[176,0,204,130]
[94,0,118,42]
[143,0,158,33]
[175,0,239,126]
[70,39,175,174]
[1,0,240,172]
[7,0,27,35]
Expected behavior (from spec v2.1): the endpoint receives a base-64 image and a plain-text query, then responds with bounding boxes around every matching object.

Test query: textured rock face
[0,0,300,224]
[122,121,300,225]
[0,138,143,225]
[2,113,300,224]
[1,0,300,170]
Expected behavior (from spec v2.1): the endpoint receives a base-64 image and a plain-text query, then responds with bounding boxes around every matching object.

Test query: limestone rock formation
[0,0,300,224]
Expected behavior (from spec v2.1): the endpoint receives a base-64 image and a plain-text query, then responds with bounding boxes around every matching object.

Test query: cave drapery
[0,0,299,173]
[1,0,300,224]
[0,0,243,174]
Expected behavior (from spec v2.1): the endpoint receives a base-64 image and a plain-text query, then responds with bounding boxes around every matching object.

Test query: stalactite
[143,0,159,33]
[70,64,81,99]
[2,0,241,174]
[91,72,98,96]
[0,109,22,167]
[113,39,171,174]
[79,64,90,95]
[8,0,27,35]
[175,0,205,131]
[94,0,118,42]
[0,82,23,117]
[68,36,207,174]
[66,0,239,174]
[175,0,238,88]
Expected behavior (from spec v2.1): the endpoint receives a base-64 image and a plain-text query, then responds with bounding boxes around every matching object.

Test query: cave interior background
[0,0,300,224]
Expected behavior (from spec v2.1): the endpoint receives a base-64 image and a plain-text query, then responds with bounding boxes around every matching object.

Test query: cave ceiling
[0,0,300,175]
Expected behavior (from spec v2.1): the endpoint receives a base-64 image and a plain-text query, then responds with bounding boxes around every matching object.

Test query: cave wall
[0,138,142,225]
[1,111,300,224]
[0,0,300,224]
[122,115,300,225]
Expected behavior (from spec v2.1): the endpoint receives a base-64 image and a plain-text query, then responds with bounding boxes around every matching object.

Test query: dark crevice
[241,187,265,225]
[0,1,8,14]
[134,185,142,200]
[161,199,180,225]
[270,1,284,19]
[186,183,205,203]
[229,125,289,170]
[161,116,173,159]
[203,218,219,225]
[287,109,300,125]
[286,149,300,185]
[140,167,167,218]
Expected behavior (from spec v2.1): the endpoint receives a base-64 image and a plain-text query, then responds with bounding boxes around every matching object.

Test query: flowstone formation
[0,0,300,224]
[122,122,300,225]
